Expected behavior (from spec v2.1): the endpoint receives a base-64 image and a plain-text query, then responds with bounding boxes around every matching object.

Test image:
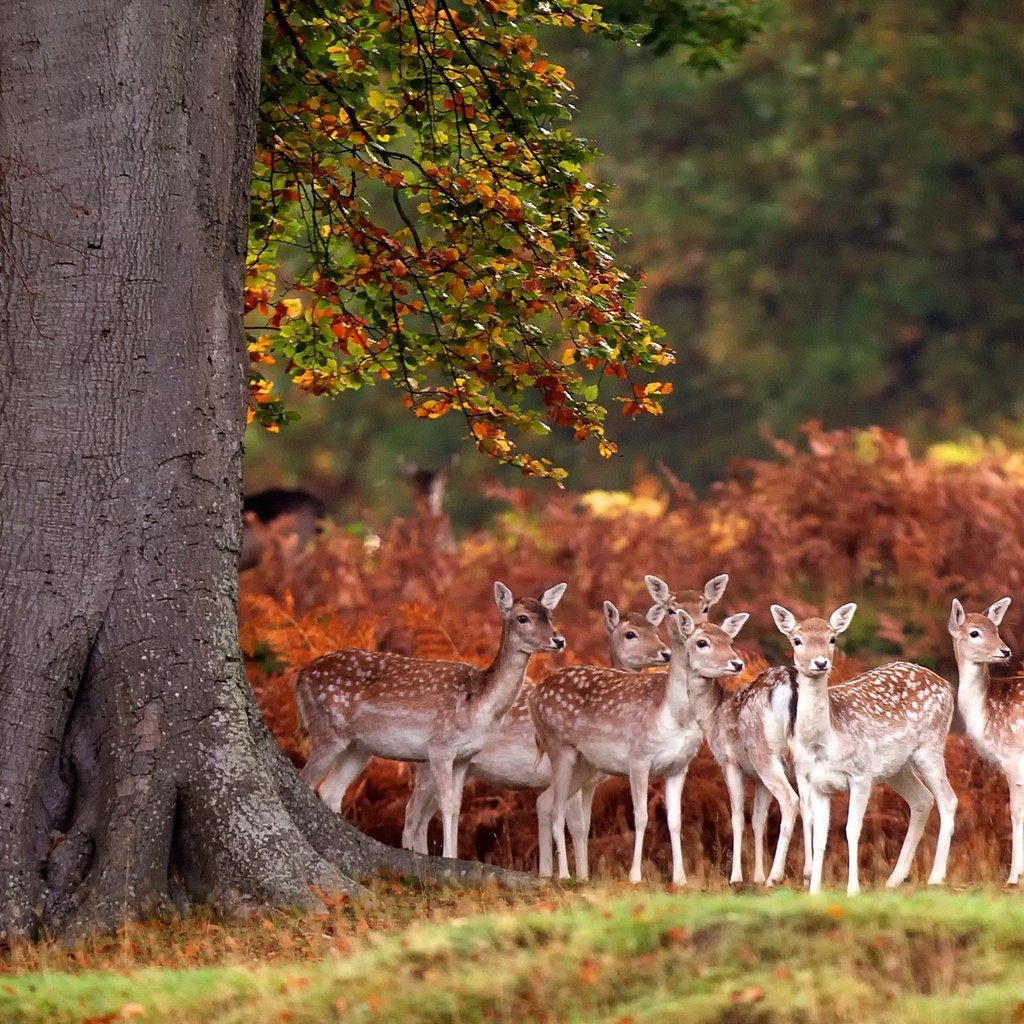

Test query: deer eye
[701,603,708,613]
[625,631,638,640]
[829,636,836,645]
[517,614,530,624]
[696,639,709,649]
[969,629,981,639]
[793,638,803,647]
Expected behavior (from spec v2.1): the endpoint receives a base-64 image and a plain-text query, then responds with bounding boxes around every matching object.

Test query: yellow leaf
[281,297,303,318]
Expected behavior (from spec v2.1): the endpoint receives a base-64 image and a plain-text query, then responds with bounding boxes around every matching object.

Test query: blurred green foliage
[247,0,1024,521]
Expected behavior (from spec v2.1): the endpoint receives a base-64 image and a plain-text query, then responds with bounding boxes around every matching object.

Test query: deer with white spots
[683,642,803,887]
[401,599,671,874]
[296,581,567,859]
[773,603,958,895]
[530,602,748,884]
[947,597,1024,883]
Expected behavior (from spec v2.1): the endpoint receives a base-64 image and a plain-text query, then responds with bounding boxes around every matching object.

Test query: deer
[530,604,748,884]
[401,599,671,875]
[947,596,1024,883]
[647,572,803,885]
[682,636,804,887]
[773,602,958,895]
[296,581,567,859]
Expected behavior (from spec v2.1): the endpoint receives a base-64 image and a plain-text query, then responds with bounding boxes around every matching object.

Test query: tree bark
[0,0,512,940]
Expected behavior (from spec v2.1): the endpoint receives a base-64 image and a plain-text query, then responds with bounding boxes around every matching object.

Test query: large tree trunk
[0,0,496,940]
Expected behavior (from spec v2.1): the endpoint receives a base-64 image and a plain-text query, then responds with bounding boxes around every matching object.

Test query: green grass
[5,887,1024,1023]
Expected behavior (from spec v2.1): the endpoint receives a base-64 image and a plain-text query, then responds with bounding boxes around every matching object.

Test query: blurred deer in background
[774,602,957,895]
[402,598,671,874]
[948,597,1023,883]
[296,581,566,858]
[239,487,326,575]
[531,604,748,884]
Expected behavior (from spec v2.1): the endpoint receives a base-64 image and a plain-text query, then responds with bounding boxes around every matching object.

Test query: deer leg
[800,773,813,882]
[1008,769,1024,885]
[535,787,554,877]
[300,738,346,791]
[808,788,831,895]
[925,766,957,886]
[446,760,471,859]
[751,780,771,885]
[316,747,370,814]
[572,778,601,881]
[402,763,439,854]
[567,790,589,880]
[884,764,933,888]
[761,764,799,887]
[549,750,581,880]
[627,762,652,884]
[910,743,958,886]
[663,769,688,885]
[722,761,746,884]
[428,753,461,858]
[844,777,871,896]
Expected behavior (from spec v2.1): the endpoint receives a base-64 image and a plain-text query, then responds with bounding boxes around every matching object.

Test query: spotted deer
[773,603,958,895]
[644,572,729,625]
[530,606,748,884]
[947,597,1024,883]
[296,581,567,858]
[684,646,804,887]
[402,600,671,874]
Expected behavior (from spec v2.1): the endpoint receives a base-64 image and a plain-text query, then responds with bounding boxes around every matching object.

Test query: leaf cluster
[248,1,674,480]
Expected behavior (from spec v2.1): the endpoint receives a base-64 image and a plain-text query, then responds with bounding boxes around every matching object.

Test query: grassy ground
[5,882,1024,1023]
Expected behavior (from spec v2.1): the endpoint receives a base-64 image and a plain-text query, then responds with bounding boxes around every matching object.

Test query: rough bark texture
[0,0,513,940]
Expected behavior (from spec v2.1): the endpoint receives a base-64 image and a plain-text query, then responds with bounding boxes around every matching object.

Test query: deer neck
[684,667,723,732]
[793,669,832,751]
[661,649,695,720]
[955,651,991,741]
[478,625,534,718]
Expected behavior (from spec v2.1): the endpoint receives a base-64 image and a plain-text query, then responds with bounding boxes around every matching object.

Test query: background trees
[247,0,1024,510]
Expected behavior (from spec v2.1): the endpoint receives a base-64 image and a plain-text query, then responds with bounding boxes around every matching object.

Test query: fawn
[402,600,671,874]
[684,642,803,886]
[947,597,1024,882]
[773,602,957,895]
[296,581,566,858]
[530,605,748,884]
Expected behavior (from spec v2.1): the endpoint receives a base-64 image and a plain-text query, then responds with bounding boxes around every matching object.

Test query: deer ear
[771,604,797,637]
[669,608,696,643]
[948,598,966,634]
[603,601,620,633]
[540,582,567,611]
[493,581,514,616]
[986,597,1011,626]
[644,574,670,605]
[829,603,857,634]
[646,603,667,627]
[720,612,749,639]
[704,574,729,607]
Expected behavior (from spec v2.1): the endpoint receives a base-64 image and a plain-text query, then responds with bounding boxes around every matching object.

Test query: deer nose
[1001,646,1012,659]
[813,657,830,672]
[660,649,671,662]
[730,659,744,673]
[552,635,565,650]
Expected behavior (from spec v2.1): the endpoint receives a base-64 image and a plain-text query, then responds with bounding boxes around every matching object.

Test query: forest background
[246,0,1024,523]
[239,0,1024,884]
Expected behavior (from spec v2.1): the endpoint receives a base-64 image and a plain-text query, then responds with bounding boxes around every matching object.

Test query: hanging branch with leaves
[248,0,674,481]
